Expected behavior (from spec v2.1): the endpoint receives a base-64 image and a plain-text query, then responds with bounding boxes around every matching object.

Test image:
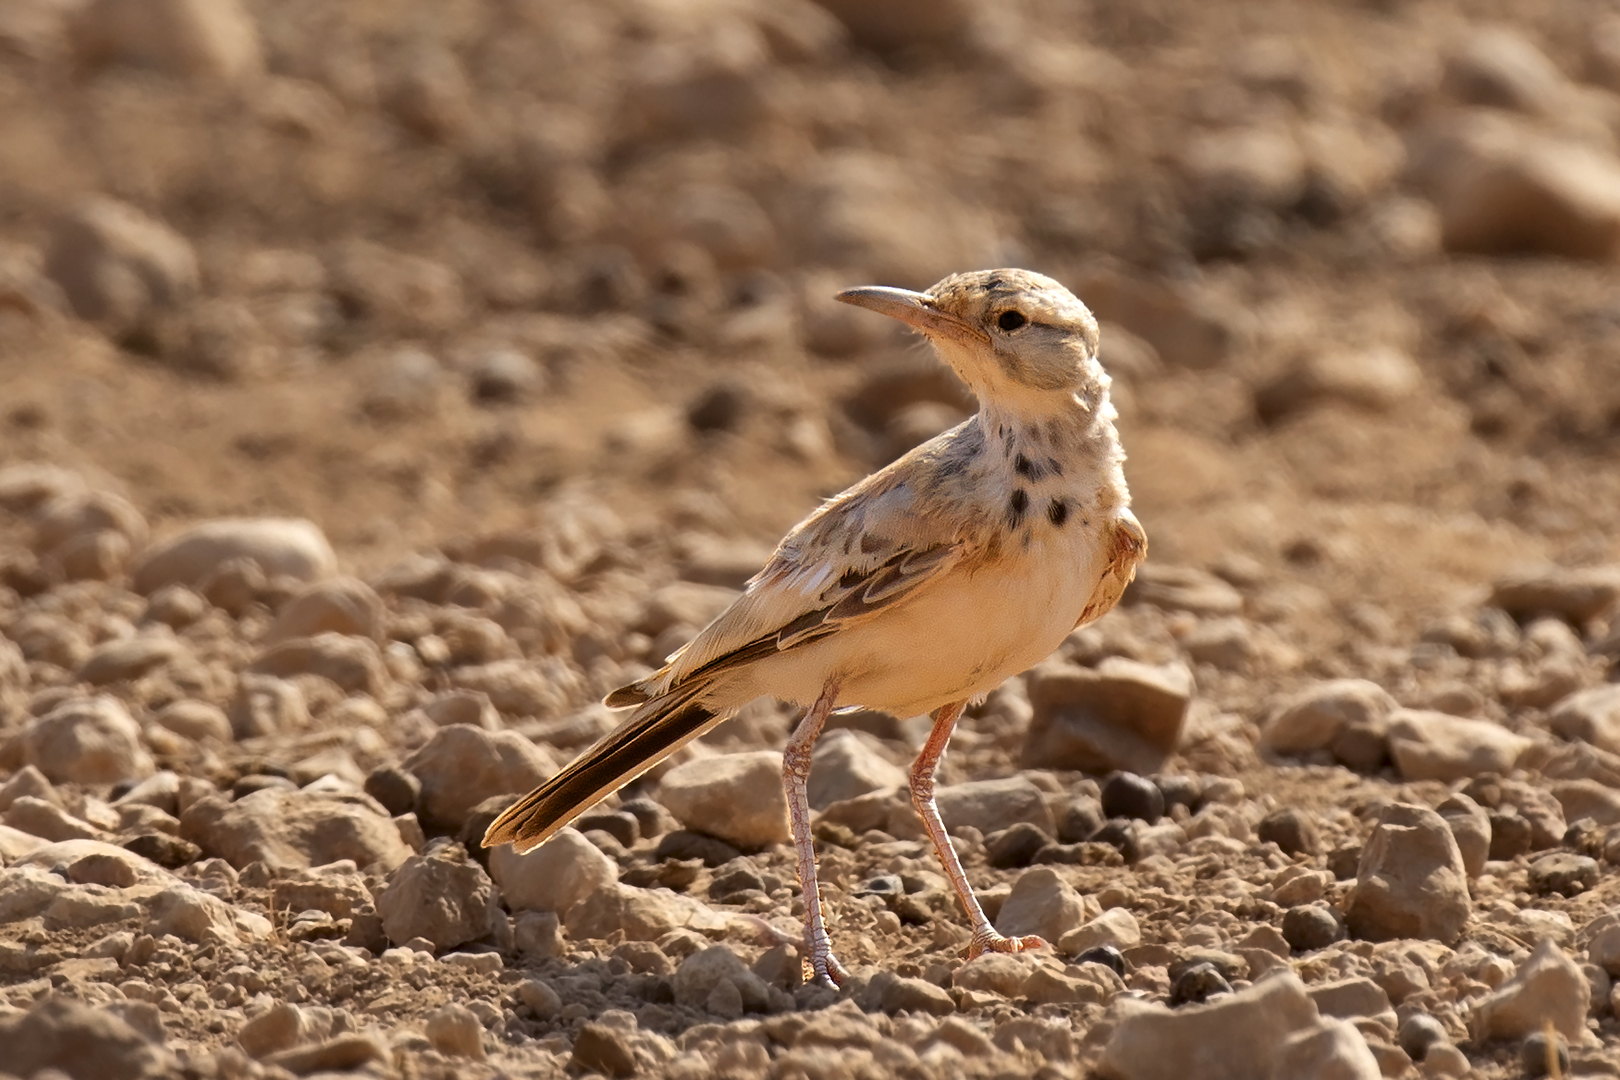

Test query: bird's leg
[782,679,847,987]
[911,700,1047,959]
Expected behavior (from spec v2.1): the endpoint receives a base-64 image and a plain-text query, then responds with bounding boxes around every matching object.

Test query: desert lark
[486,268,1146,987]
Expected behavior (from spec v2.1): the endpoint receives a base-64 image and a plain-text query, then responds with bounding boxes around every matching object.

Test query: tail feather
[483,687,722,854]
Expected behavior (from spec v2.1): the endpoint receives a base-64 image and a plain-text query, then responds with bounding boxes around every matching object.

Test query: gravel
[4,1,1620,1076]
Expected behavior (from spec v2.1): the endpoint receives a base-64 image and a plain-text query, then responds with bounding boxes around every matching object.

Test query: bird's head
[837,269,1107,413]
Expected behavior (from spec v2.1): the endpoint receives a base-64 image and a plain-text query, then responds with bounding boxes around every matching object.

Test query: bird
[485,268,1146,987]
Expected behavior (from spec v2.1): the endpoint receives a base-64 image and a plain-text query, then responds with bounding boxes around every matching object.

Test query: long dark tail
[483,685,722,854]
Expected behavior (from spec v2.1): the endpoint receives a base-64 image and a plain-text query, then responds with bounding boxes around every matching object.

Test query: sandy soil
[3,0,1620,1077]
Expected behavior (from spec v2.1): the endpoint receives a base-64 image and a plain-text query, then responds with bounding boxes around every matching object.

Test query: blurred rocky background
[3,1,1620,1078]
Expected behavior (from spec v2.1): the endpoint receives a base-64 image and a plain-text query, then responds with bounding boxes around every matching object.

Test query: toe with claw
[966,929,1048,960]
[805,950,849,989]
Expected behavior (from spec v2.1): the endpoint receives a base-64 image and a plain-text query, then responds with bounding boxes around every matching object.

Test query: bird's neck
[974,384,1127,488]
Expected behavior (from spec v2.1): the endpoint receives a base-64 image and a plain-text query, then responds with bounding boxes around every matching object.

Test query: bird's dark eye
[997,310,1026,331]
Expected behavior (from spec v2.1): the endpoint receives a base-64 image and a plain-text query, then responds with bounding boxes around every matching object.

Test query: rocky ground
[5,0,1620,1077]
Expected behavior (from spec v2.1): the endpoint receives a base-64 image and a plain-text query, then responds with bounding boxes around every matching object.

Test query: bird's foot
[804,950,850,989]
[965,929,1048,960]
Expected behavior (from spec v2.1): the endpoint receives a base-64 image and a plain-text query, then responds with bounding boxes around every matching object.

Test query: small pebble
[122,832,202,869]
[1055,797,1105,843]
[1327,846,1362,880]
[1527,852,1599,897]
[571,1021,638,1078]
[1397,1012,1447,1062]
[709,863,768,903]
[1102,772,1164,824]
[1281,905,1343,952]
[1423,1043,1470,1076]
[1562,817,1603,858]
[1169,961,1231,1006]
[812,819,860,849]
[986,822,1052,869]
[1074,945,1126,978]
[619,798,673,839]
[1088,819,1141,862]
[1519,1030,1569,1078]
[1257,807,1320,856]
[687,381,750,433]
[363,766,420,816]
[654,830,740,867]
[1487,811,1532,861]
[656,859,704,890]
[424,1003,484,1060]
[1032,842,1090,864]
[1155,775,1202,815]
[576,810,639,848]
[468,348,542,404]
[856,874,904,896]
[518,979,562,1019]
[233,774,295,798]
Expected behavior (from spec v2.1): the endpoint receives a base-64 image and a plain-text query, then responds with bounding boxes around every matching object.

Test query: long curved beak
[835,286,988,346]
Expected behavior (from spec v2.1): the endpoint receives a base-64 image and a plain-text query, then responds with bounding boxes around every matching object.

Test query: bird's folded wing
[659,512,964,690]
[662,542,961,687]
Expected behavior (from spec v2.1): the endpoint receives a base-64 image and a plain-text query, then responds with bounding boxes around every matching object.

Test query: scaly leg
[782,679,846,987]
[911,700,1046,958]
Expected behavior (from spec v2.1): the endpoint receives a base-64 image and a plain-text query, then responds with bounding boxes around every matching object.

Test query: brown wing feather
[604,684,650,708]
[691,546,953,680]
[604,541,961,707]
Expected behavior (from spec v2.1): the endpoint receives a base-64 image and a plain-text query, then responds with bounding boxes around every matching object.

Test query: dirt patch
[3,0,1620,1077]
